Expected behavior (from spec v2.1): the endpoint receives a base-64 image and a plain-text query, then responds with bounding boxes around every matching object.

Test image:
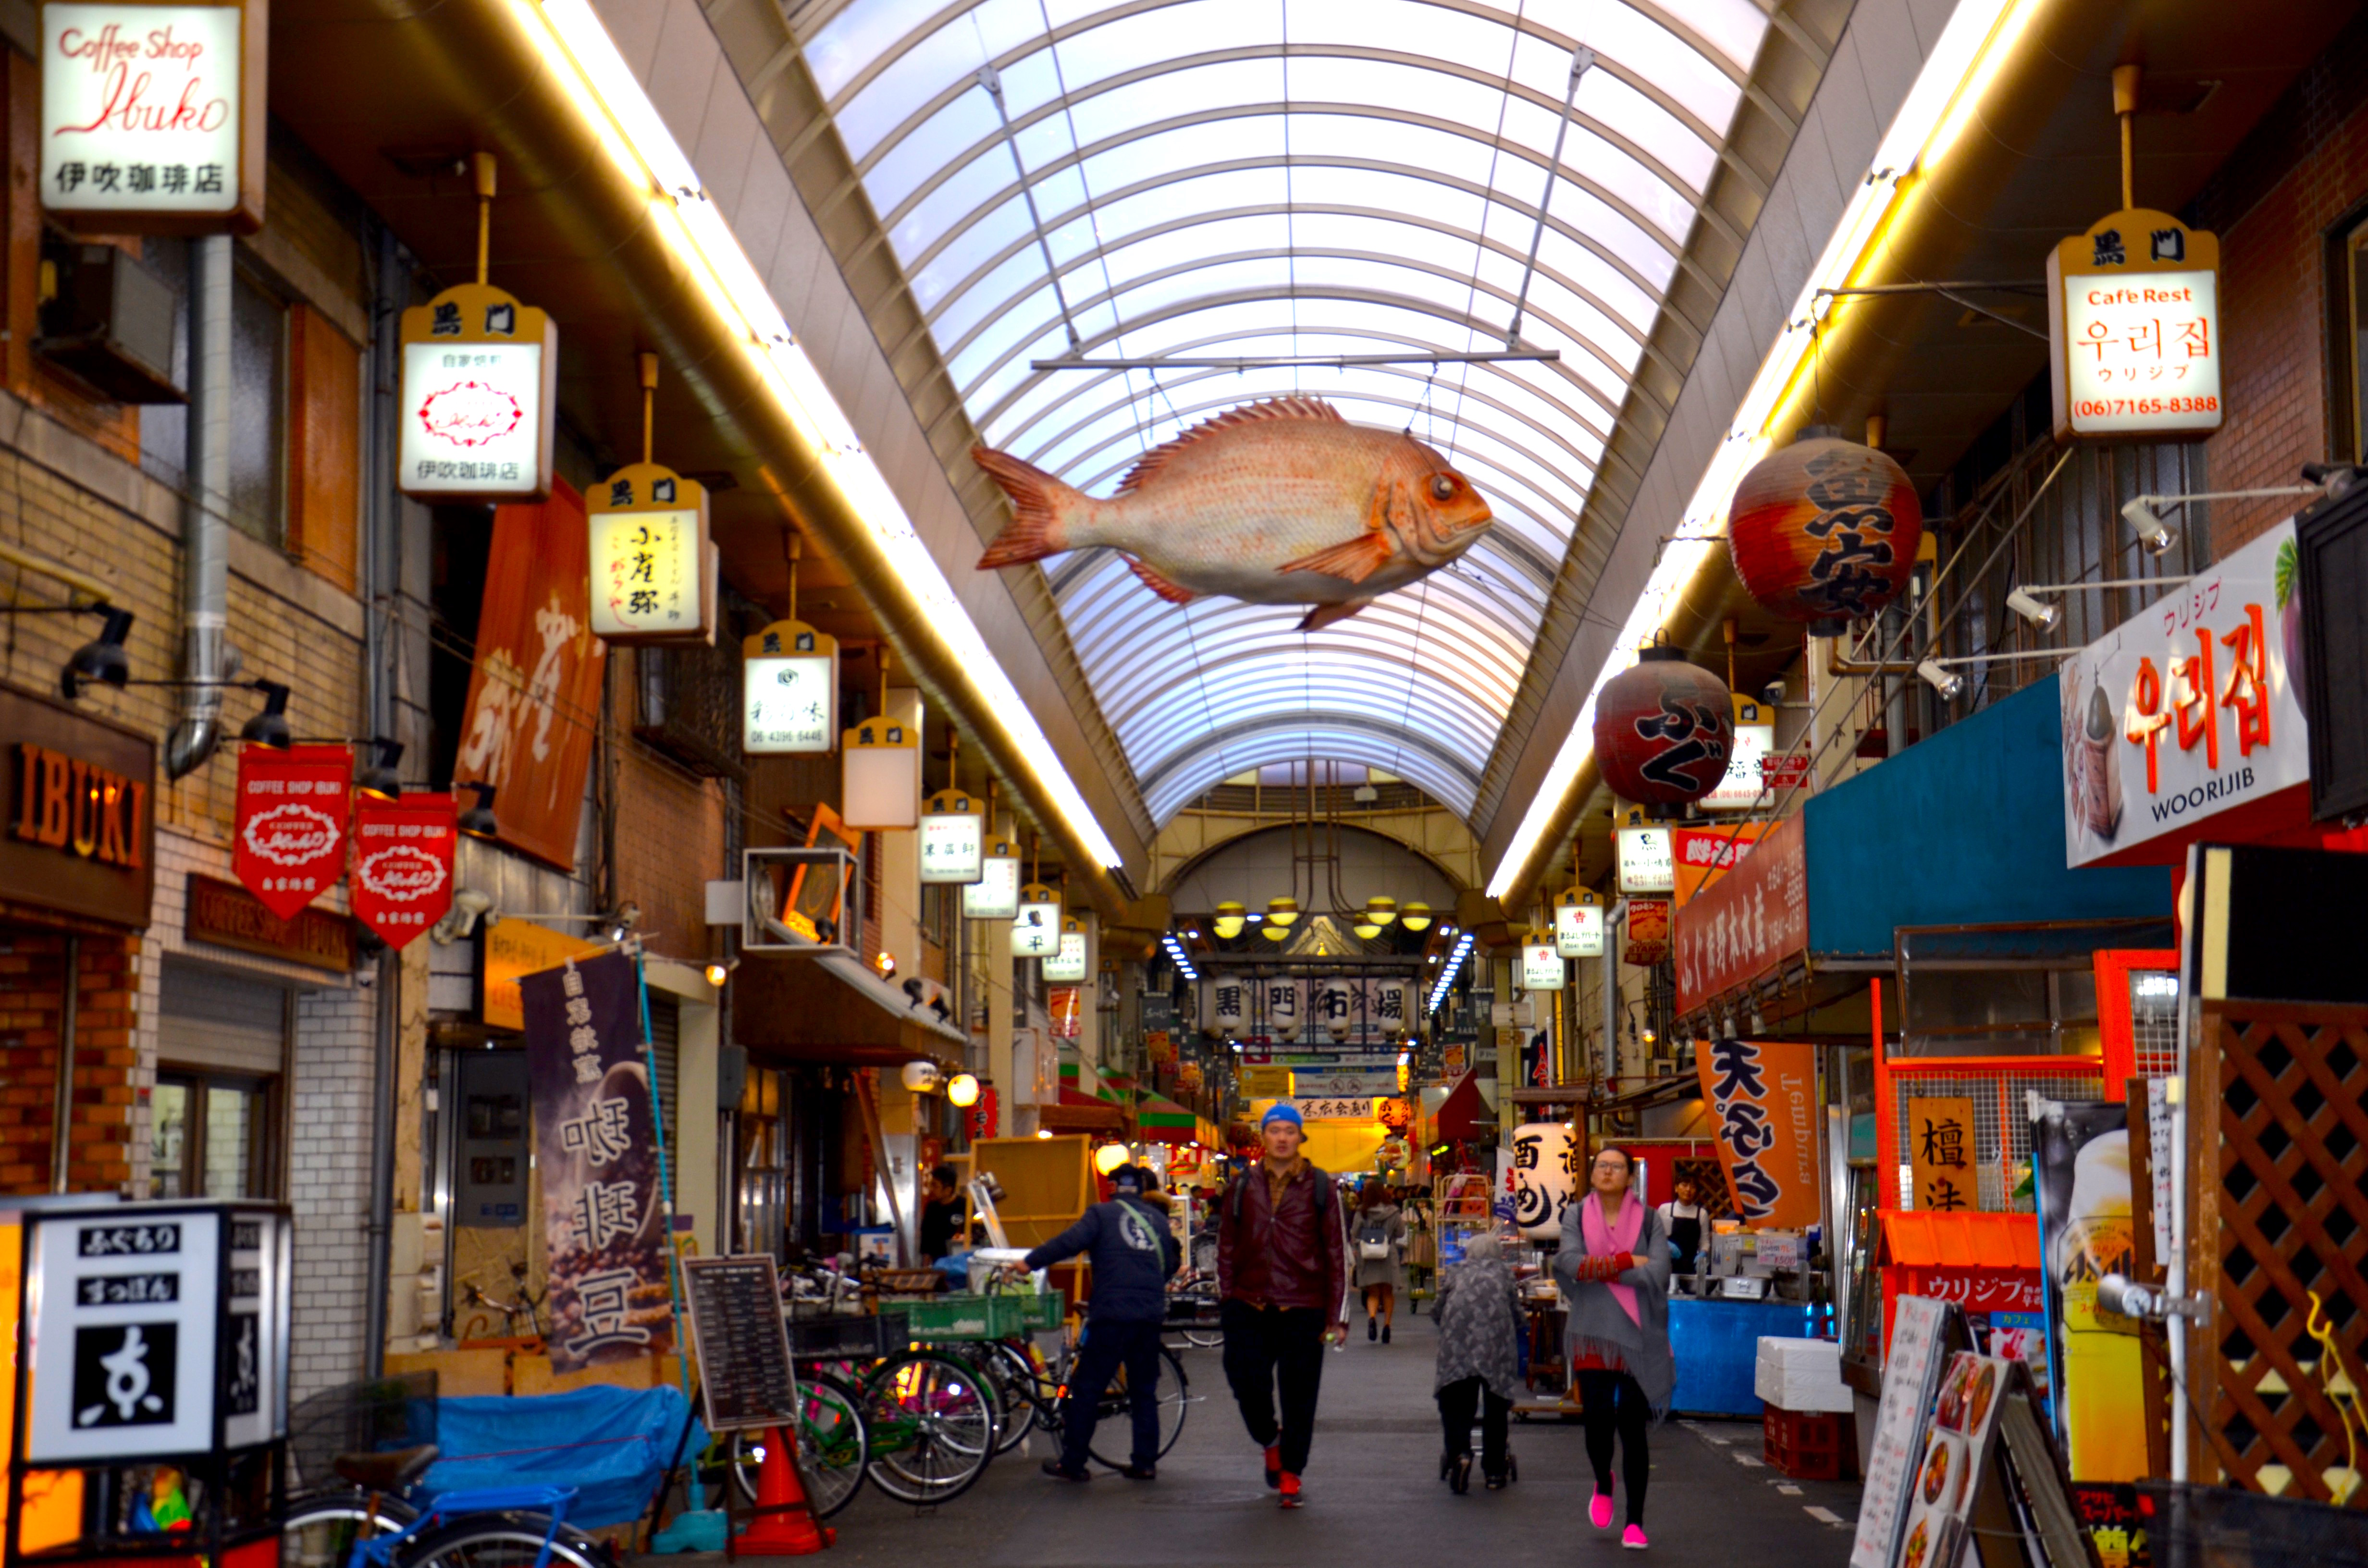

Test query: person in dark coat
[1022,1163,1181,1480]
[1432,1230,1522,1491]
[1216,1103,1350,1508]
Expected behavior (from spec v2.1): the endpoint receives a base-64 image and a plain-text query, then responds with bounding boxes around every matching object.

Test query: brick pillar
[0,927,137,1196]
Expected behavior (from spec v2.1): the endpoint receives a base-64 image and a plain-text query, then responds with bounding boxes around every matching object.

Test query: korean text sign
[41,0,265,233]
[232,743,348,919]
[1675,814,1806,1014]
[350,793,453,949]
[2060,517,2308,867]
[2048,209,2222,440]
[522,952,675,1373]
[1695,1037,1820,1230]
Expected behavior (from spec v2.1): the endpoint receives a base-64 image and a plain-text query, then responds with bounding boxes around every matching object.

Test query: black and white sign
[71,1321,177,1429]
[682,1255,798,1433]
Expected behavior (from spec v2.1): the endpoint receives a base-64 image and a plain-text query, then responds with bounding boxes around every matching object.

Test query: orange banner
[1695,1037,1821,1230]
[1673,822,1768,908]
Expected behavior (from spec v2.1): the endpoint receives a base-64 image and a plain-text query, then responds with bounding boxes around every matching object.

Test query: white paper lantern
[919,790,985,885]
[1316,978,1355,1041]
[1521,943,1566,991]
[1012,884,1061,957]
[1372,979,1410,1038]
[963,839,1022,919]
[1265,977,1303,1041]
[1207,977,1248,1037]
[1509,1122,1579,1239]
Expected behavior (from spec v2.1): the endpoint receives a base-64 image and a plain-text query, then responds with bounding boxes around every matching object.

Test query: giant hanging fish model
[972,397,1493,631]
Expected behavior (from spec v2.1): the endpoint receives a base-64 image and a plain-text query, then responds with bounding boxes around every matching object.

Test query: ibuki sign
[398,282,557,502]
[587,463,715,645]
[40,0,265,233]
[2059,517,2309,866]
[232,744,349,920]
[742,620,837,755]
[350,792,455,949]
[2048,209,2222,441]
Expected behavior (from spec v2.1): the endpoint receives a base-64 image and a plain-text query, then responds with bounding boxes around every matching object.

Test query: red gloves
[1571,1253,1628,1283]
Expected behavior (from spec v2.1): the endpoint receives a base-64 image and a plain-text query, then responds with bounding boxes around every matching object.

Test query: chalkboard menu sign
[682,1255,797,1433]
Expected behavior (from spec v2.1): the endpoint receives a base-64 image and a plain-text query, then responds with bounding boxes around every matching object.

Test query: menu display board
[682,1254,798,1433]
[1851,1296,1953,1568]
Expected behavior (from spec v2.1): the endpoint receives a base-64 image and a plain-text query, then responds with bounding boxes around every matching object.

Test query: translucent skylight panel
[1583,1,1740,131]
[1286,114,1500,190]
[1283,58,1509,145]
[908,196,1034,312]
[836,14,1002,162]
[1092,213,1292,289]
[1058,57,1283,149]
[863,92,1004,221]
[1087,167,1293,246]
[929,246,1053,346]
[1039,0,1279,92]
[1526,227,1661,332]
[962,318,1074,416]
[1546,178,1677,294]
[1288,212,1487,279]
[1075,114,1285,203]
[1578,69,1718,193]
[1298,167,1492,236]
[802,0,946,102]
[1285,0,1514,78]
[887,143,1013,265]
[1285,254,1485,321]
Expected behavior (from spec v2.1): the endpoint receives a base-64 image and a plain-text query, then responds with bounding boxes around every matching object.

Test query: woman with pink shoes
[1550,1145,1675,1551]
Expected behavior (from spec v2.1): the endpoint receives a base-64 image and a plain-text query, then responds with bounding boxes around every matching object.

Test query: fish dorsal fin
[1115,397,1347,495]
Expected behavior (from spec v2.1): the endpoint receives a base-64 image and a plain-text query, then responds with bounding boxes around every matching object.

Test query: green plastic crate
[903,1291,1065,1341]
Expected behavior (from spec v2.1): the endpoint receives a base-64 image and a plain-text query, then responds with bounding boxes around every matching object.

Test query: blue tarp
[1802,674,2172,959]
[1668,1298,1827,1417]
[422,1384,705,1529]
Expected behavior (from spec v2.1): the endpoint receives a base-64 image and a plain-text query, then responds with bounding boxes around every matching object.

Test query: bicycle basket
[905,1292,1063,1341]
[287,1372,438,1492]
[787,1311,912,1359]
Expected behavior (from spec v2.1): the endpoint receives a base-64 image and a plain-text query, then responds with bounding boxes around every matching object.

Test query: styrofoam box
[1754,1337,1853,1412]
[1756,1336,1841,1373]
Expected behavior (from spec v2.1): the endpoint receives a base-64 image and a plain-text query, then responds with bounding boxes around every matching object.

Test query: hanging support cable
[1504,45,1594,350]
[978,63,1081,350]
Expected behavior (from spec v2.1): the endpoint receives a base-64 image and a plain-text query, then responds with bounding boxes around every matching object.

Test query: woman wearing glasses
[1551,1145,1674,1551]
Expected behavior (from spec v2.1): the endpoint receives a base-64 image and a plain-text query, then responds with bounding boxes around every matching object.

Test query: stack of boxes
[1755,1336,1857,1480]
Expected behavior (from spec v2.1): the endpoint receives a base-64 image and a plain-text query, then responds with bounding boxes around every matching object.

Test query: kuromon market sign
[2060,518,2309,867]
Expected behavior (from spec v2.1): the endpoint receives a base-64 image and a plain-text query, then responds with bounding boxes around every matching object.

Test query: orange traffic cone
[735,1426,834,1556]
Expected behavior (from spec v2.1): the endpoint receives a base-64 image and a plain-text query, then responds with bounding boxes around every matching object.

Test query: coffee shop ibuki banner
[233,744,349,919]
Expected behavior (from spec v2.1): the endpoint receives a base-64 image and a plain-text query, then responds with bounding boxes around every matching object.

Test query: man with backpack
[1021,1163,1182,1481]
[1216,1102,1350,1508]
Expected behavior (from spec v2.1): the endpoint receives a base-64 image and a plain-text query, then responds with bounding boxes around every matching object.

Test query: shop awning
[1039,1099,1128,1135]
[730,949,967,1068]
[1423,1072,1489,1145]
[1678,674,2175,1015]
[1877,1211,2041,1272]
[1136,1093,1199,1146]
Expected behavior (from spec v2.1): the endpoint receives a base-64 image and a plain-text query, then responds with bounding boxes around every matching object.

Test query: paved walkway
[691,1310,1863,1565]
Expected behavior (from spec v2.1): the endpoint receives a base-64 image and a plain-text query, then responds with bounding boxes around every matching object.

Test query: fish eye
[1431,475,1456,501]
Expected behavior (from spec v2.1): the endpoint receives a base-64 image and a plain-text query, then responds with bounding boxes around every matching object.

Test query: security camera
[1758,680,1786,707]
[432,888,497,944]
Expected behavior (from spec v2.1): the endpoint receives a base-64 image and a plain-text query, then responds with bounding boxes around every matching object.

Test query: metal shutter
[158,960,287,1077]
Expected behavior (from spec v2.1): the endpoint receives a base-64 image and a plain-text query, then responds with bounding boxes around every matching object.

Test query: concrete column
[986,899,1015,1137]
[879,686,925,977]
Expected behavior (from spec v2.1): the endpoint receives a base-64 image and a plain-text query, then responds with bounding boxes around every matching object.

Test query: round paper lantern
[1728,427,1922,633]
[1591,646,1733,808]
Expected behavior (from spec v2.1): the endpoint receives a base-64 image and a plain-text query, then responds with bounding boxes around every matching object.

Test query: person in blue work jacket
[1021,1162,1182,1481]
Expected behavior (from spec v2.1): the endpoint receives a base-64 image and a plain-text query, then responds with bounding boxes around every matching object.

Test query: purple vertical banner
[522,950,675,1372]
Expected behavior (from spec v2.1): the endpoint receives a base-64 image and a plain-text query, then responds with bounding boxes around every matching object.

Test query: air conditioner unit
[37,242,185,405]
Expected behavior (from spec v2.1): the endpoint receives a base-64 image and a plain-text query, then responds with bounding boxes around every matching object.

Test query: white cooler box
[1754,1335,1853,1413]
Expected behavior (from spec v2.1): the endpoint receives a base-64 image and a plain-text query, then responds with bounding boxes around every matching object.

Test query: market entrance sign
[2047,208,2221,441]
[2059,517,2308,867]
[40,0,266,233]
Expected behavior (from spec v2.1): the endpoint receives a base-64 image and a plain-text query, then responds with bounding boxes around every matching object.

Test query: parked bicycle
[281,1446,613,1568]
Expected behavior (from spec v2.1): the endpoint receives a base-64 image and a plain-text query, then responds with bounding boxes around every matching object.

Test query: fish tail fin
[974,446,1083,568]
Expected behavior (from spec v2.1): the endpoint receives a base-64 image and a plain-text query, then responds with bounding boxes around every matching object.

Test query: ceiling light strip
[1484,0,2041,900]
[524,0,1126,870]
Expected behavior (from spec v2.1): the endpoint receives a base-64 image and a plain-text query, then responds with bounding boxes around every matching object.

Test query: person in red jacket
[1217,1102,1349,1508]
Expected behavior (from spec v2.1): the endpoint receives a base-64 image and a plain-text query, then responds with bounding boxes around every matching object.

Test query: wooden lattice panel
[2189,1003,2368,1505]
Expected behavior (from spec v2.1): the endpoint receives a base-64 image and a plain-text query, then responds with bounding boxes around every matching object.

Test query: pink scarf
[1579,1190,1644,1326]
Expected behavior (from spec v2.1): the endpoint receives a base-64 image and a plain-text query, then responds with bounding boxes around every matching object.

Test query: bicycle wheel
[725,1373,870,1519]
[1084,1344,1192,1470]
[395,1515,607,1568]
[974,1339,1053,1456]
[1178,1328,1223,1349]
[863,1348,998,1505]
[280,1492,419,1568]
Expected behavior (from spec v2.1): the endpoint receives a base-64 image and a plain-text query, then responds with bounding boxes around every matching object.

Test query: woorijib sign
[2059,518,2309,866]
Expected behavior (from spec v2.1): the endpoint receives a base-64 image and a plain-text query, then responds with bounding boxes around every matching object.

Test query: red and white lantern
[1592,647,1733,809]
[1727,428,1922,633]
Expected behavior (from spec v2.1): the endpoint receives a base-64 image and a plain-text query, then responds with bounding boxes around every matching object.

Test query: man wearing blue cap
[1216,1102,1349,1508]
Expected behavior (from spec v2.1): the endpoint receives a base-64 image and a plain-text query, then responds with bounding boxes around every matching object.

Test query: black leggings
[1577,1369,1651,1526]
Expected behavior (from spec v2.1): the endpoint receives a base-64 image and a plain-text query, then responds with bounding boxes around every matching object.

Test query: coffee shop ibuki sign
[40,0,266,233]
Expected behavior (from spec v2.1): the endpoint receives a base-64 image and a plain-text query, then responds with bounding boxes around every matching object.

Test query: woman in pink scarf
[1550,1146,1673,1550]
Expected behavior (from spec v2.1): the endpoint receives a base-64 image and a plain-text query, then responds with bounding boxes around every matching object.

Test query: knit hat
[1260,1102,1304,1130]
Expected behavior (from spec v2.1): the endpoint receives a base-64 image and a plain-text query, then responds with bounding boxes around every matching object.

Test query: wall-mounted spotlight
[239,682,292,748]
[60,608,135,699]
[456,781,499,840]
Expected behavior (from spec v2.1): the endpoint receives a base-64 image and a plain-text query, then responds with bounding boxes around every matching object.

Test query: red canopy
[1428,1072,1487,1143]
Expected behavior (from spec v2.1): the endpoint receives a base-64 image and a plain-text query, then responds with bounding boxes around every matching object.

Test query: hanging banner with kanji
[522,951,674,1373]
[233,743,349,919]
[1907,1097,1978,1213]
[456,479,607,871]
[1695,1037,1820,1229]
[349,792,454,949]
